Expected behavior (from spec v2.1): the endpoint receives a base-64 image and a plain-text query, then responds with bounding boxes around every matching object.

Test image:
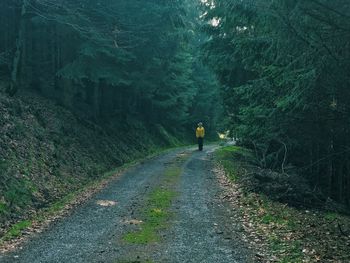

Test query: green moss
[123,225,159,244]
[269,237,303,263]
[164,166,182,178]
[123,189,176,244]
[2,220,32,241]
[0,202,8,215]
[261,214,276,224]
[261,213,286,225]
[149,189,176,209]
[324,212,338,221]
[45,193,75,215]
[220,146,244,153]
[123,153,186,245]
[214,146,252,182]
[269,236,284,251]
[286,221,297,232]
[215,145,249,158]
[280,240,303,263]
[220,160,237,181]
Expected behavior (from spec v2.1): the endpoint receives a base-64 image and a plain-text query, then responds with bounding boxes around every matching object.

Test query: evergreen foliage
[0,0,221,138]
[202,0,350,205]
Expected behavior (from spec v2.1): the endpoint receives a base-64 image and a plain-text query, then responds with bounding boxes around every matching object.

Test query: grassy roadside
[0,145,189,250]
[215,146,350,263]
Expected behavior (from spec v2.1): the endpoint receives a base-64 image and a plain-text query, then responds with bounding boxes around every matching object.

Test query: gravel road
[0,146,253,263]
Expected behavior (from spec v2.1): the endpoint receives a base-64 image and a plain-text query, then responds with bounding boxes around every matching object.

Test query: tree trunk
[93,82,100,120]
[8,0,27,96]
[336,161,343,202]
[346,158,350,206]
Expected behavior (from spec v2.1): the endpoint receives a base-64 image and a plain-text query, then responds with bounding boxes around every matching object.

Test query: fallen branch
[338,222,349,237]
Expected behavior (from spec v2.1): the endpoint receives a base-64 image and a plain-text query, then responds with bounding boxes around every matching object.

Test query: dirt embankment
[0,91,175,237]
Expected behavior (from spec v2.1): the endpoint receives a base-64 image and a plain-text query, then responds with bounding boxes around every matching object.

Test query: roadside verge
[214,146,350,263]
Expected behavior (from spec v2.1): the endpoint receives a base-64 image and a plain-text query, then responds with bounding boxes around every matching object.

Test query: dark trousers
[198,137,204,151]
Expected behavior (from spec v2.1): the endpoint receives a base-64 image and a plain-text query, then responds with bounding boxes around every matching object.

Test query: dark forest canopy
[0,0,222,137]
[202,0,350,205]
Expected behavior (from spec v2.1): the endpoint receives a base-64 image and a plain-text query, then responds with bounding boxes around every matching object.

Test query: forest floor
[215,146,350,263]
[0,146,254,263]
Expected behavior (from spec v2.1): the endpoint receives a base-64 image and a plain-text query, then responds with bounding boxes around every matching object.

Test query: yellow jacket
[196,127,205,138]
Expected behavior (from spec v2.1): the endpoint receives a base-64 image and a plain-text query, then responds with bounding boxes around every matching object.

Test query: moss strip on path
[123,153,189,245]
[123,188,177,244]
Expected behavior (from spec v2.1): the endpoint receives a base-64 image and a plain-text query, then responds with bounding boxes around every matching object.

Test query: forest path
[0,146,253,263]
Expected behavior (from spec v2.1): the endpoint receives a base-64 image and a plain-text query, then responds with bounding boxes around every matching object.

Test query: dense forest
[202,0,350,206]
[0,0,222,134]
[1,0,350,234]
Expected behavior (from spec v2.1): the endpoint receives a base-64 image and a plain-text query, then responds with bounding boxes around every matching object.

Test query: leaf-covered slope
[0,91,175,232]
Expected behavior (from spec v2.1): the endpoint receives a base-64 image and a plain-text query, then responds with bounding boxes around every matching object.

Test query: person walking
[196,122,205,151]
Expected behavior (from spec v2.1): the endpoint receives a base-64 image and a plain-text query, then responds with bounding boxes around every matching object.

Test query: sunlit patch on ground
[122,219,143,225]
[96,200,117,207]
[165,152,190,166]
[176,152,188,157]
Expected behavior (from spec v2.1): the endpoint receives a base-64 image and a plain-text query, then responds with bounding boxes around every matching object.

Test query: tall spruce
[202,0,350,205]
[0,0,222,138]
